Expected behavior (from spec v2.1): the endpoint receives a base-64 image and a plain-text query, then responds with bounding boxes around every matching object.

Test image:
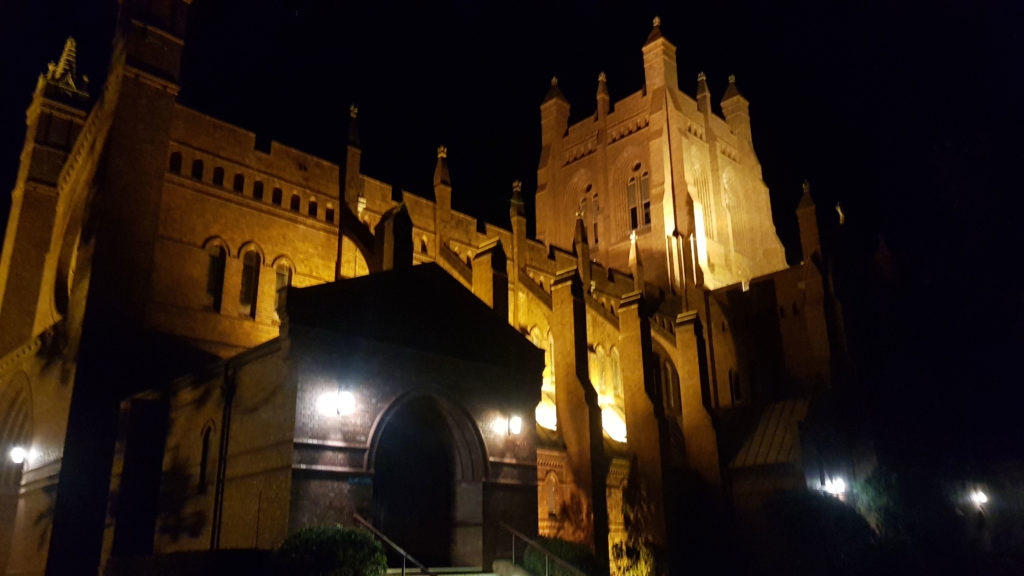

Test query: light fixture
[9,446,36,465]
[316,390,356,417]
[535,400,557,431]
[508,415,522,435]
[970,490,988,507]
[491,416,508,435]
[823,477,847,496]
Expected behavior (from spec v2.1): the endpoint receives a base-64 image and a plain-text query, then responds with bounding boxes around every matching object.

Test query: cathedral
[0,2,845,575]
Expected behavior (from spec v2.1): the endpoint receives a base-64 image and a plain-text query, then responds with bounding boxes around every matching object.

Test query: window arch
[206,243,227,312]
[290,194,301,212]
[272,187,283,206]
[212,166,225,187]
[191,159,204,180]
[628,177,638,229]
[239,250,261,319]
[308,198,318,218]
[325,204,335,224]
[169,152,182,174]
[253,181,264,201]
[627,165,651,230]
[233,173,245,193]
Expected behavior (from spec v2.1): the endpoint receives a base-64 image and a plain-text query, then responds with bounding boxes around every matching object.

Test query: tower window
[169,152,182,174]
[253,181,264,201]
[240,251,261,319]
[628,177,638,230]
[272,187,283,206]
[290,194,300,212]
[325,206,335,223]
[275,264,292,316]
[191,159,204,180]
[639,172,651,226]
[593,222,599,245]
[233,173,245,193]
[212,167,224,187]
[308,199,318,218]
[206,244,226,312]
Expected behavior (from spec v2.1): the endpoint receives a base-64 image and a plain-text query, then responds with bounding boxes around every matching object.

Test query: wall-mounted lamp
[492,414,523,436]
[508,416,522,435]
[316,390,356,417]
[970,490,988,508]
[9,446,37,465]
[822,476,847,496]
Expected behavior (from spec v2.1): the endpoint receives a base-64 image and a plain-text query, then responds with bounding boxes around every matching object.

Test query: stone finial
[728,74,736,84]
[349,104,358,119]
[598,72,607,83]
[437,145,447,159]
[543,76,568,104]
[44,37,88,98]
[722,74,743,102]
[646,16,664,43]
[512,180,522,195]
[551,76,559,87]
[802,179,811,194]
[575,205,585,220]
[697,71,706,83]
[798,179,815,209]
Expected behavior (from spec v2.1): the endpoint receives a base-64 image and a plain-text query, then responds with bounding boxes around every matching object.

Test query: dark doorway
[373,396,456,567]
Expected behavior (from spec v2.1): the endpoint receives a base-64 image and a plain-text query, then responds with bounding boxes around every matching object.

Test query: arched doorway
[372,396,460,567]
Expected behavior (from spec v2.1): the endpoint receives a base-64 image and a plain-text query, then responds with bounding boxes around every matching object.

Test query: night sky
[1,0,1021,468]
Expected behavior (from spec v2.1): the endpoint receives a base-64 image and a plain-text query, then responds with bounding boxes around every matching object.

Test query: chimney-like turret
[642,17,678,92]
[596,72,609,120]
[721,74,752,144]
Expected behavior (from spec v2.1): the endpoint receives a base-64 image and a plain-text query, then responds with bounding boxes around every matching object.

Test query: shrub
[523,537,600,576]
[276,524,386,576]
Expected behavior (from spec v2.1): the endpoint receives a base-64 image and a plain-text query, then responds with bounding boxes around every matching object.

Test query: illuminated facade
[0,3,844,575]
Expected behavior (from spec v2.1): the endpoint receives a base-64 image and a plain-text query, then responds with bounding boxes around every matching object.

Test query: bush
[276,524,386,576]
[523,537,601,576]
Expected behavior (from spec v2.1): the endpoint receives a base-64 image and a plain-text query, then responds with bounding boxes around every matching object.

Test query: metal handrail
[498,522,587,576]
[353,513,430,576]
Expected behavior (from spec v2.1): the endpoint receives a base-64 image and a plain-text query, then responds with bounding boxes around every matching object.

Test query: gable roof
[285,263,542,372]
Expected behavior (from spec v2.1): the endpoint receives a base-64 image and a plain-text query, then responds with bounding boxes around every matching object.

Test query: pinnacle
[722,74,743,101]
[543,75,567,104]
[646,16,664,44]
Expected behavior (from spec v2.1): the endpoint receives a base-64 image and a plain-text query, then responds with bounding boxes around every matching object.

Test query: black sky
[1,0,1021,468]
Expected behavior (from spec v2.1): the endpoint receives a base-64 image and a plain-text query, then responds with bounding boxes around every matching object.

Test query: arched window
[308,199,318,218]
[240,250,261,319]
[290,194,301,212]
[233,173,245,193]
[639,171,651,226]
[663,358,680,412]
[420,238,428,254]
[275,263,292,316]
[325,205,335,224]
[198,425,213,493]
[169,152,182,174]
[191,159,204,180]
[206,244,226,312]
[212,167,225,187]
[272,187,283,205]
[253,181,264,201]
[628,177,638,230]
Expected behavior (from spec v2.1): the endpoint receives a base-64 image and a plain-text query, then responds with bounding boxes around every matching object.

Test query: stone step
[386,567,497,576]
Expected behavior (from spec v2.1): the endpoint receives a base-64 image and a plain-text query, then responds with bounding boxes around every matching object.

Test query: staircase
[385,559,529,576]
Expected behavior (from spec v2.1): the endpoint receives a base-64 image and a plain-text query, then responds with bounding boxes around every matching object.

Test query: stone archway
[368,393,486,568]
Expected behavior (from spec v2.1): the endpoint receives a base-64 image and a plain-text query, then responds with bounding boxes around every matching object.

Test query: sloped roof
[730,398,809,469]
[285,263,542,372]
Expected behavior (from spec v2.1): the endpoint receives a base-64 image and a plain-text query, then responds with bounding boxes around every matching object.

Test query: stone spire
[434,145,451,188]
[798,179,815,209]
[510,179,525,217]
[721,74,743,102]
[347,104,360,147]
[44,37,88,99]
[574,208,591,285]
[596,72,609,119]
[646,16,664,44]
[543,76,568,104]
[696,71,710,113]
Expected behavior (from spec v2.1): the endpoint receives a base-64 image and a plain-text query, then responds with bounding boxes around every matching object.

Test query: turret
[797,180,821,265]
[0,37,90,354]
[721,74,752,144]
[344,104,363,211]
[642,17,678,92]
[596,72,609,120]
[696,71,711,115]
[540,77,570,146]
[118,0,193,87]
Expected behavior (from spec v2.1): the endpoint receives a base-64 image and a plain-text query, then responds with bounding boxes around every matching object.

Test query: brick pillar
[550,270,607,566]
